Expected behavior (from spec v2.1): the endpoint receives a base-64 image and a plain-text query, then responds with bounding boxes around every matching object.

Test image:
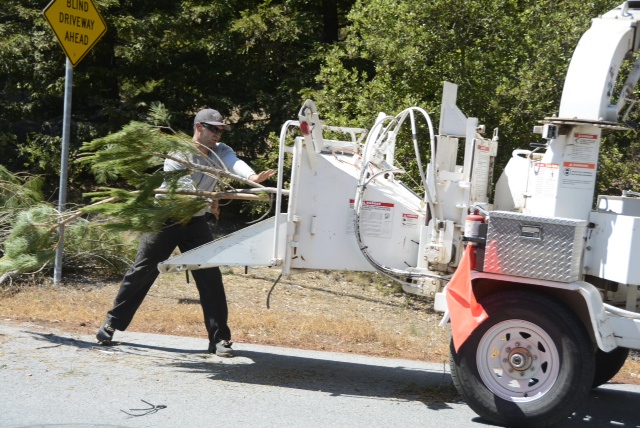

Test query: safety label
[401,213,419,228]
[348,200,394,238]
[532,163,559,199]
[560,161,596,189]
[566,133,599,163]
[472,141,492,201]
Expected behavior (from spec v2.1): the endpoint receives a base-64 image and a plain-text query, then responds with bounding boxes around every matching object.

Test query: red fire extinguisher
[464,210,485,270]
[464,210,484,239]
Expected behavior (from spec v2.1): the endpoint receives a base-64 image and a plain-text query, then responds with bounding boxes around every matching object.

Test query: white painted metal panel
[157,214,288,272]
[585,211,640,284]
[287,151,424,272]
[608,316,640,349]
[525,127,601,221]
[597,195,640,216]
[559,20,634,121]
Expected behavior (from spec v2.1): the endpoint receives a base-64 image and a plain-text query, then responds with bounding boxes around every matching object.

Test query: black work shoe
[96,322,115,344]
[209,340,234,357]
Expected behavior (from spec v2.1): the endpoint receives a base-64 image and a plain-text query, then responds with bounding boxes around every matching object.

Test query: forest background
[2,0,640,278]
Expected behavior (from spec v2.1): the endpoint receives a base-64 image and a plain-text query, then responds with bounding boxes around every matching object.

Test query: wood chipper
[158,2,640,426]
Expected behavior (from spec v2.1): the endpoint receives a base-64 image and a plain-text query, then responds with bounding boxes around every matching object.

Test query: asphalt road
[1,321,639,428]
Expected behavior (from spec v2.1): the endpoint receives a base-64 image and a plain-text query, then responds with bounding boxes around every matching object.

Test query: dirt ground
[1,265,639,385]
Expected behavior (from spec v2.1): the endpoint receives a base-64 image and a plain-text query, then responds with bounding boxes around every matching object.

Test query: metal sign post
[43,0,107,283]
[54,58,73,284]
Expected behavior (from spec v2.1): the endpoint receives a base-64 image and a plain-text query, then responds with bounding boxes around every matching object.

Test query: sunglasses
[200,122,224,135]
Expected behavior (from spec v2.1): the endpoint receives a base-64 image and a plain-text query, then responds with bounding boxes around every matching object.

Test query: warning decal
[560,161,596,189]
[471,140,493,201]
[566,133,599,163]
[348,199,394,238]
[564,162,595,169]
[401,213,419,228]
[532,162,559,199]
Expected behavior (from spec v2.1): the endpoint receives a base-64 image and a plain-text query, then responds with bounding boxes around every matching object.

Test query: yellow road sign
[43,0,107,67]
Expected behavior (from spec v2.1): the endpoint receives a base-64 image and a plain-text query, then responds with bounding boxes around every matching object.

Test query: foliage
[77,104,277,231]
[6,0,640,285]
[0,165,45,255]
[0,204,136,281]
[0,165,44,209]
[76,115,212,231]
[0,205,58,277]
[304,0,624,185]
[56,215,138,275]
[0,1,101,196]
[78,123,191,187]
[599,129,640,195]
[0,0,347,204]
[0,166,137,281]
[5,0,639,203]
[80,189,209,232]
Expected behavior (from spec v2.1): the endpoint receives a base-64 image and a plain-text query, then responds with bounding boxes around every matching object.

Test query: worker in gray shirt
[96,108,275,357]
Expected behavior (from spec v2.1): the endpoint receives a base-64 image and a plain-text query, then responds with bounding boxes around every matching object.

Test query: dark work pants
[106,215,230,344]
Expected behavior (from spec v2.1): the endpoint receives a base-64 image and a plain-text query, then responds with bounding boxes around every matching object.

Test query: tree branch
[159,152,265,189]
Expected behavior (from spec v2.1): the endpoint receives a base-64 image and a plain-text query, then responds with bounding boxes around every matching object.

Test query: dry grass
[0,266,450,362]
[1,266,639,385]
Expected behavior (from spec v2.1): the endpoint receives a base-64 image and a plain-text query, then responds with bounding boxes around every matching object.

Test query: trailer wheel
[592,347,629,388]
[450,290,595,428]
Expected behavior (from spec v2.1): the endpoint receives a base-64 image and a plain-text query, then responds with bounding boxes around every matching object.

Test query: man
[96,108,275,357]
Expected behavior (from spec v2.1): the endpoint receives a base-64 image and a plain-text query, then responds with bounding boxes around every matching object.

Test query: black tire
[450,290,595,428]
[592,347,629,388]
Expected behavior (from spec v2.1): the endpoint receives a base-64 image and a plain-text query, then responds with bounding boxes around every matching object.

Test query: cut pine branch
[161,153,265,189]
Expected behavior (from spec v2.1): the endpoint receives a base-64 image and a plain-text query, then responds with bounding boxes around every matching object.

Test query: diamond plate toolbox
[483,211,587,282]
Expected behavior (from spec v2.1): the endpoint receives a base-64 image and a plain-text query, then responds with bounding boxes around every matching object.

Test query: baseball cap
[194,108,231,130]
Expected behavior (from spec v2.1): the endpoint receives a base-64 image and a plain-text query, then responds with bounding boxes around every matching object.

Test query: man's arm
[216,143,275,184]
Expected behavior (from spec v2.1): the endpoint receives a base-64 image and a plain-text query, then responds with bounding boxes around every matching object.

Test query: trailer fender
[438,274,618,353]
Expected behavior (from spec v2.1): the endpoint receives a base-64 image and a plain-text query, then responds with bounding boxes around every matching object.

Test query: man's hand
[249,169,276,183]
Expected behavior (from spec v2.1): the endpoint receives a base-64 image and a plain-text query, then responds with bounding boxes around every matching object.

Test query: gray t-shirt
[160,142,256,216]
